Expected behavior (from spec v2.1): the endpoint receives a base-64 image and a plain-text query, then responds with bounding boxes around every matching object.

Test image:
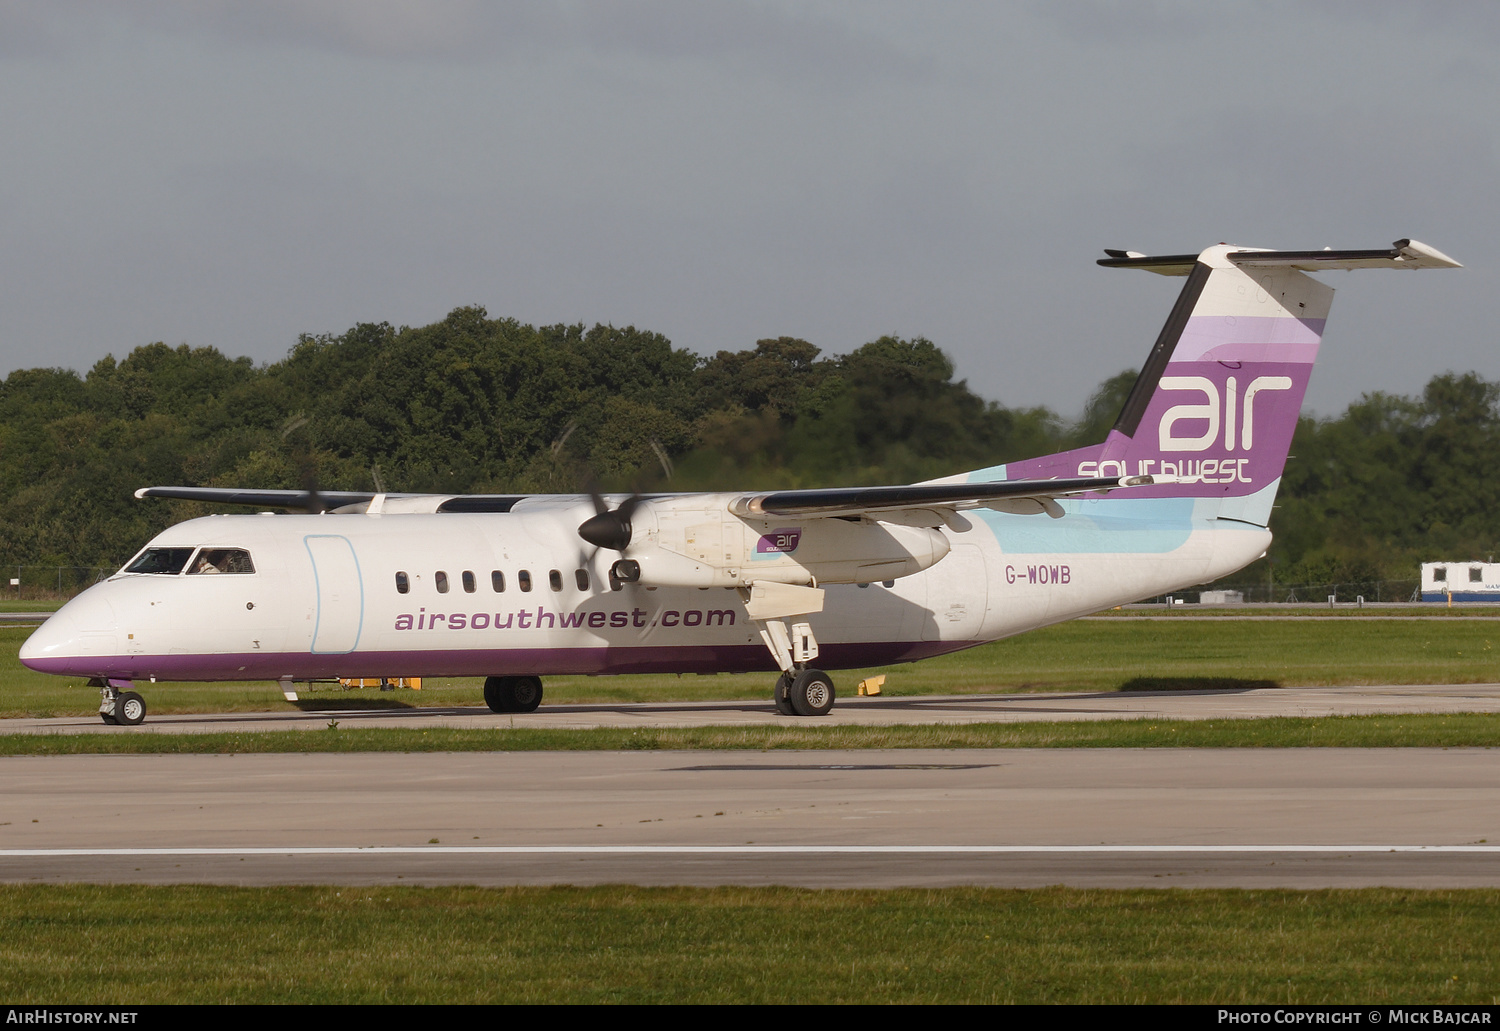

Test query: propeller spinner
[577,494,643,552]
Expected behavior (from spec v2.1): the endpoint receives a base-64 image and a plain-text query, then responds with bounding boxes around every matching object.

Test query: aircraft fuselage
[20,496,1268,683]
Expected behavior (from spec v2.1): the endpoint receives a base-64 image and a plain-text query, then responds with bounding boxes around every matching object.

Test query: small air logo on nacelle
[754,528,803,558]
[1158,375,1292,453]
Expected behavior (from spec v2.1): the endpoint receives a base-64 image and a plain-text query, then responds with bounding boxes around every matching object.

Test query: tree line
[1,306,1494,588]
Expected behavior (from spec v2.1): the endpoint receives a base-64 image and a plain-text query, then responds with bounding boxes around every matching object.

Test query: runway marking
[668,764,999,771]
[4,845,1500,857]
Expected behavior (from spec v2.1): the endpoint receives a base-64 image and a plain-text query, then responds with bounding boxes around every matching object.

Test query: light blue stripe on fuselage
[965,476,1279,555]
[973,496,1196,554]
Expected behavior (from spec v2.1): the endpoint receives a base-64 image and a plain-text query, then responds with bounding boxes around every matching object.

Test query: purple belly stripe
[21,640,978,682]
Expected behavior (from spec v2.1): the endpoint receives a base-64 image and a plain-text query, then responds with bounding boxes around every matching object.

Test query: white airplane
[20,239,1460,725]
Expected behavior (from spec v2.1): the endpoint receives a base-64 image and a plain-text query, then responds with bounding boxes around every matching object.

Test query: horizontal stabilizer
[1098,239,1461,276]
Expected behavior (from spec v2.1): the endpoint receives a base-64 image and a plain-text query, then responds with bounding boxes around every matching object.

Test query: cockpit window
[187,549,256,575]
[124,548,196,575]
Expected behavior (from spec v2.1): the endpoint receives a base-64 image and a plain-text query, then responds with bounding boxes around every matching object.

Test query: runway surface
[4,746,1500,889]
[6,684,1500,888]
[7,681,1500,734]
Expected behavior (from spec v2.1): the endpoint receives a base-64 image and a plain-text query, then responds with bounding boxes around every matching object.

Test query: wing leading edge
[137,476,1155,521]
[133,486,528,513]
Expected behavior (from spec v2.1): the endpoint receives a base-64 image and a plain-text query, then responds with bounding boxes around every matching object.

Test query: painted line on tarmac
[4,845,1500,857]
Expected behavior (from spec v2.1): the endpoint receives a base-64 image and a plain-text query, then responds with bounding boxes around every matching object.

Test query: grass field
[1,884,1495,1004]
[6,614,1499,717]
[2,713,1499,755]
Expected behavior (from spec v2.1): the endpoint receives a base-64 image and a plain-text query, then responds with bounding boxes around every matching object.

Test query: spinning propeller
[577,492,643,552]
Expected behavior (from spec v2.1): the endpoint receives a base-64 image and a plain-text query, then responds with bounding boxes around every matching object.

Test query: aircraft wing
[728,475,1154,519]
[139,475,1154,521]
[133,486,528,513]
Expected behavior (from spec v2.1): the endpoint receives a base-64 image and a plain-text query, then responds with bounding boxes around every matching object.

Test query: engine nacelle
[622,494,951,588]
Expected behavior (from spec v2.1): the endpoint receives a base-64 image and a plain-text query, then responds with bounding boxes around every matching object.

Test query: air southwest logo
[753,528,802,560]
[393,607,737,631]
[1153,374,1292,452]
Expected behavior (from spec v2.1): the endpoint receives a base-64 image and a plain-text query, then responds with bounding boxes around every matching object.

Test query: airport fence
[1147,579,1430,605]
[3,565,117,601]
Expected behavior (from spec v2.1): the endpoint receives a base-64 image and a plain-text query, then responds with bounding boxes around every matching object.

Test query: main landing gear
[742,580,836,718]
[484,675,544,714]
[92,679,146,726]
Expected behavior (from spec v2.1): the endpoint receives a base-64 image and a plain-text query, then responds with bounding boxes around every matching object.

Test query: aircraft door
[920,544,989,641]
[305,534,364,654]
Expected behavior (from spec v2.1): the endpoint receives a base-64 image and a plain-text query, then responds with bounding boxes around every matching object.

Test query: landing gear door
[305,534,364,654]
[920,544,989,641]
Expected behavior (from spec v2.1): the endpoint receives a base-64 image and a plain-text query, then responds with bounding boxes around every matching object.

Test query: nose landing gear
[91,679,146,726]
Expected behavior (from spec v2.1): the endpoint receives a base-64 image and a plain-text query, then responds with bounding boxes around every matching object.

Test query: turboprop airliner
[19,239,1460,725]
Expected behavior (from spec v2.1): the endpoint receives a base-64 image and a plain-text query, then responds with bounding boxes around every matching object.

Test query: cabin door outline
[304,534,365,654]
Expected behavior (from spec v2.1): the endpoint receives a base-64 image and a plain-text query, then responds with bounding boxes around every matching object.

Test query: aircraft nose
[19,590,119,674]
[19,609,81,668]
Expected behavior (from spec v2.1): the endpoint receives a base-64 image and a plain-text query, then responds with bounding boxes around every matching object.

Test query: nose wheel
[97,682,147,726]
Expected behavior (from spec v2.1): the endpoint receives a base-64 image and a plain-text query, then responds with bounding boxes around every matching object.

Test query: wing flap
[728,475,1155,519]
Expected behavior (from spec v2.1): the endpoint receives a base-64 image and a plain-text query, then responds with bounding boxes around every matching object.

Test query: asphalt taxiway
[2,747,1498,888]
[4,685,1499,889]
[6,681,1500,735]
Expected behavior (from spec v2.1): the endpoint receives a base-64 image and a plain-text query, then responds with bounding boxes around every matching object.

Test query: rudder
[993,239,1460,526]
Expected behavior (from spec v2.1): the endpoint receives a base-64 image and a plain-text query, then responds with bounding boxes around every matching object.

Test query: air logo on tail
[1157,374,1292,452]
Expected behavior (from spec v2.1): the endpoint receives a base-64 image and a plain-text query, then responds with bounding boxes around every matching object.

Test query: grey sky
[0,1,1494,418]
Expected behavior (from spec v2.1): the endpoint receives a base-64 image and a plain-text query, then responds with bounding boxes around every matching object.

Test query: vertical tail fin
[993,239,1460,524]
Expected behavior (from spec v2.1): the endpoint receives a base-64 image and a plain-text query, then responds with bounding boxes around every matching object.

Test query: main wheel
[483,676,514,713]
[773,672,796,715]
[789,669,835,717]
[100,713,117,725]
[483,676,544,714]
[510,676,542,712]
[115,691,146,726]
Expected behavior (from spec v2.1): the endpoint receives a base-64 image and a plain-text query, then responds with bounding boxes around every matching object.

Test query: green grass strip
[1,884,1497,1003]
[2,712,1498,755]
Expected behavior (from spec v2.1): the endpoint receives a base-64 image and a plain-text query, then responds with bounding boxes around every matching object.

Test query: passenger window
[396,571,410,594]
[435,571,450,594]
[575,569,589,591]
[187,548,255,575]
[549,569,563,592]
[491,570,506,593]
[518,570,532,592]
[462,570,477,593]
[123,547,195,575]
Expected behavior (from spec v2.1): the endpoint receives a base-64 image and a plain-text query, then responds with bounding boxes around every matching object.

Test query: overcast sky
[0,1,1494,417]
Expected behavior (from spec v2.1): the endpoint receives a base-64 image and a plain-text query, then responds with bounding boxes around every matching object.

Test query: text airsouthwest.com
[1221,1014,1490,1025]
